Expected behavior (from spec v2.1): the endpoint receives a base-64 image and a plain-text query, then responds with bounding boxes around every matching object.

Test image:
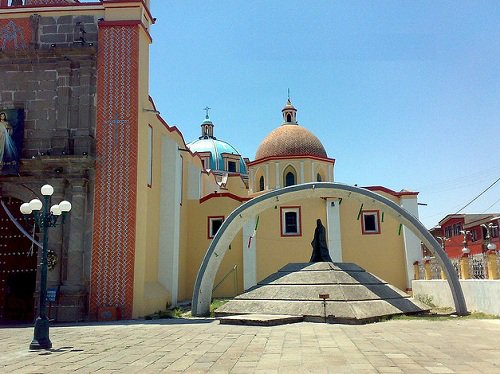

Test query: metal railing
[417,252,499,280]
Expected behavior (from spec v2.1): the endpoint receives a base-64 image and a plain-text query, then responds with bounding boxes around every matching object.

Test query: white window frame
[361,211,380,235]
[280,206,301,236]
[208,216,224,239]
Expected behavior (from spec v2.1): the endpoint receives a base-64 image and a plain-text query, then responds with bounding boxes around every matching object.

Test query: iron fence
[418,253,499,280]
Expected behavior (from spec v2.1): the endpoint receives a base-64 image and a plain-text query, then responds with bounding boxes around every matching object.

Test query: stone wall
[0,11,98,321]
[0,14,98,158]
[412,279,500,316]
[38,14,98,50]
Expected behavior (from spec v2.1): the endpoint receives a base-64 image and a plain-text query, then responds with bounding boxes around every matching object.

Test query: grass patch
[415,294,436,308]
[144,299,230,320]
[144,307,184,320]
[210,298,229,317]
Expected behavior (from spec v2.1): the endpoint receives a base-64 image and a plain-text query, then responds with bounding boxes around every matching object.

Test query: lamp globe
[41,184,54,196]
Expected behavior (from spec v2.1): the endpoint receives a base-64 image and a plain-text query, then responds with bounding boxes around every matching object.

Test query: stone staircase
[215,262,429,325]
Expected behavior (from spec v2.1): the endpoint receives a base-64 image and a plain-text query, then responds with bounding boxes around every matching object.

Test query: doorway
[0,197,38,323]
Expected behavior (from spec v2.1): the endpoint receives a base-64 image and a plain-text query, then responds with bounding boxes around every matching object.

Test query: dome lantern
[281,98,297,124]
[255,100,327,160]
[200,106,215,139]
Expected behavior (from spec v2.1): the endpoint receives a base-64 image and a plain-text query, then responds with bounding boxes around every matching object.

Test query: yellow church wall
[181,195,246,301]
[250,157,334,192]
[255,197,327,282]
[103,3,142,23]
[130,20,164,317]
[132,26,196,315]
[338,192,408,290]
[175,153,200,302]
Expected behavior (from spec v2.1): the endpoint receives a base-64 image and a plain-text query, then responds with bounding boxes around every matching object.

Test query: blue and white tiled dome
[187,115,247,174]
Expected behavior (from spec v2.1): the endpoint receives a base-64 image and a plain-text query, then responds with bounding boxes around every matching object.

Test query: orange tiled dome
[255,124,327,160]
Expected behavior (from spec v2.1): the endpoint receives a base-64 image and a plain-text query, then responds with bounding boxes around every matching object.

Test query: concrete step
[217,314,304,326]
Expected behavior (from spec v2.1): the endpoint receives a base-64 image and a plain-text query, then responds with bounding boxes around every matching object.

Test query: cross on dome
[203,106,211,119]
[200,106,215,139]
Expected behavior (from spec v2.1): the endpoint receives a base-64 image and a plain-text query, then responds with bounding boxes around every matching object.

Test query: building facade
[0,0,422,323]
[435,214,500,258]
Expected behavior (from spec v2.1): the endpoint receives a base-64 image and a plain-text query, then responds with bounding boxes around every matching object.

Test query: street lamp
[20,184,71,350]
[481,223,498,251]
[460,230,471,255]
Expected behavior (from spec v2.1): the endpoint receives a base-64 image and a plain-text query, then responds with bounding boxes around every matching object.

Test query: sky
[147,1,500,229]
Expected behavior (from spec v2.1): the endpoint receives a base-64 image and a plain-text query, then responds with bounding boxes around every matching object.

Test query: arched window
[286,114,292,122]
[285,172,295,187]
[316,173,322,182]
[283,165,297,187]
[259,176,265,191]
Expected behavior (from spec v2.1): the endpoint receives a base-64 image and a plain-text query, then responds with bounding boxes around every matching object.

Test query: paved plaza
[1,318,499,373]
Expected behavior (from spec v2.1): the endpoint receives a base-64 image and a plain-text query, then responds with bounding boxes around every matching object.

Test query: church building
[0,0,421,322]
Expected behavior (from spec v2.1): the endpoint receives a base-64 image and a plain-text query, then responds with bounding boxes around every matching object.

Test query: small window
[316,173,322,182]
[259,176,265,191]
[453,223,462,236]
[361,211,380,234]
[481,225,488,239]
[492,226,499,238]
[280,207,301,236]
[208,216,224,239]
[471,229,478,242]
[227,161,237,173]
[286,114,292,122]
[444,226,452,238]
[285,171,295,187]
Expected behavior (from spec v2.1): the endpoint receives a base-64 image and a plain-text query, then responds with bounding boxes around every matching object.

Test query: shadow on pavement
[1,317,216,330]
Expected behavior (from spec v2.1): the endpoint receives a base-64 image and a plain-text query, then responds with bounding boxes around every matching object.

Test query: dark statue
[309,219,333,262]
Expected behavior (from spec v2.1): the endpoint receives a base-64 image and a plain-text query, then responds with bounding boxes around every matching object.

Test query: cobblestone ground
[1,319,499,373]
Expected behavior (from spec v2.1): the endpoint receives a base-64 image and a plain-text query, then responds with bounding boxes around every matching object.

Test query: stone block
[78,107,90,128]
[56,97,70,110]
[47,108,57,123]
[57,15,74,25]
[72,128,91,137]
[34,114,51,126]
[79,95,90,106]
[85,33,98,43]
[51,136,67,149]
[56,110,69,129]
[57,24,73,34]
[75,15,95,24]
[36,90,56,101]
[37,70,57,81]
[4,71,24,85]
[29,102,50,115]
[42,25,57,34]
[24,120,36,130]
[23,138,51,152]
[22,81,41,91]
[40,17,56,26]
[85,23,98,33]
[39,80,57,91]
[40,33,67,44]
[1,91,14,102]
[14,91,36,102]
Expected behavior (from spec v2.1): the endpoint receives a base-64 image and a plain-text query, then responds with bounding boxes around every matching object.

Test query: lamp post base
[29,316,52,350]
